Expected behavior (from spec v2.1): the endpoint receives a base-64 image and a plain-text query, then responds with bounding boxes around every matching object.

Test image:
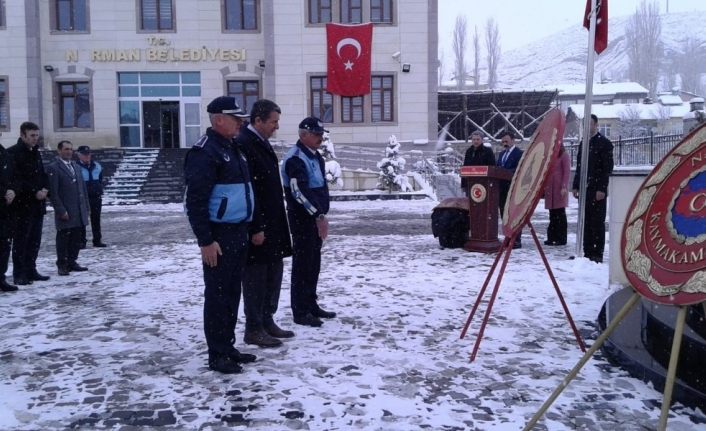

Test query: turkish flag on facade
[326,23,373,96]
[584,0,608,54]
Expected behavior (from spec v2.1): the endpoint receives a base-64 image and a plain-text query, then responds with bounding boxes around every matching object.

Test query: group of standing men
[462,114,613,261]
[1,122,107,292]
[184,96,335,374]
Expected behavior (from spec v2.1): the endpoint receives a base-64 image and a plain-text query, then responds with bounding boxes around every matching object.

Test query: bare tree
[452,15,468,90]
[676,37,706,95]
[625,0,663,96]
[438,46,446,87]
[485,18,501,89]
[617,105,645,137]
[473,25,480,90]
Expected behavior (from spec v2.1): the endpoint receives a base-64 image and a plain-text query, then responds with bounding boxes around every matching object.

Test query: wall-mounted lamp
[401,63,411,73]
[391,51,401,62]
[258,60,266,68]
[43,65,54,72]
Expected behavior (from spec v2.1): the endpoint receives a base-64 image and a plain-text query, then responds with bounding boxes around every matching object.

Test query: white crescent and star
[336,37,362,71]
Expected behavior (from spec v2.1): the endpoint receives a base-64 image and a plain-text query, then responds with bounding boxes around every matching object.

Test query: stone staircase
[103,149,160,205]
[140,149,189,204]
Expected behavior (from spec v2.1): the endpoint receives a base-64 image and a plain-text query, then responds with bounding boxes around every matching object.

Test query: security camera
[391,51,401,60]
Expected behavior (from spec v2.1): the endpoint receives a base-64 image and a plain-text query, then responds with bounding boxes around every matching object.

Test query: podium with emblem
[460,165,513,253]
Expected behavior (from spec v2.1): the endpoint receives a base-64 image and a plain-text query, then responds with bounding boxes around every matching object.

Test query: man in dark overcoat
[572,114,614,263]
[1,141,17,291]
[238,99,295,348]
[46,141,90,275]
[7,122,50,285]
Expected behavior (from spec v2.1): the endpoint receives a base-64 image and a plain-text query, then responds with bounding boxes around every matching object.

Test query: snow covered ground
[1,199,705,430]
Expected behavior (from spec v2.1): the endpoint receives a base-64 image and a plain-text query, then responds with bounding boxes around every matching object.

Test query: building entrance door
[142,101,180,148]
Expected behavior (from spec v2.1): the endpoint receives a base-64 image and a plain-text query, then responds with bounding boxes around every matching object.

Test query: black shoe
[93,242,107,248]
[264,321,295,338]
[29,272,50,281]
[58,267,71,276]
[14,277,32,286]
[1,280,18,292]
[69,263,88,272]
[227,349,257,364]
[512,242,522,250]
[243,328,283,347]
[312,306,337,319]
[293,313,323,327]
[208,355,243,374]
[544,240,555,246]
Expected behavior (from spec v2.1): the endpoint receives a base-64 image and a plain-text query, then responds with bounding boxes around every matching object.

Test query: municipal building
[0,0,438,149]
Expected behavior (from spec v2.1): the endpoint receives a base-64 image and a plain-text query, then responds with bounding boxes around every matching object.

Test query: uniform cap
[77,145,91,154]
[207,96,248,118]
[298,117,329,135]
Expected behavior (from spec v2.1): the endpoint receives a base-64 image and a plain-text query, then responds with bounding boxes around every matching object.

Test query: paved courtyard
[1,199,705,430]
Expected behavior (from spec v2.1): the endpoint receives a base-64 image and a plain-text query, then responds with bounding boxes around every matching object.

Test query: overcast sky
[439,0,706,54]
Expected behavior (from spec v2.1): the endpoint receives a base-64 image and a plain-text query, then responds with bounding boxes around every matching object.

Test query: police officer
[76,145,107,248]
[184,96,256,374]
[1,140,18,292]
[281,117,336,327]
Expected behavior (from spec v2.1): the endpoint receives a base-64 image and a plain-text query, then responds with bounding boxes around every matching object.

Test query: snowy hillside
[498,11,706,90]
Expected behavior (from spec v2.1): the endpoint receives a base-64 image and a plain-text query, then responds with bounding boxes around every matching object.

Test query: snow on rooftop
[657,94,684,106]
[548,82,649,97]
[568,101,691,120]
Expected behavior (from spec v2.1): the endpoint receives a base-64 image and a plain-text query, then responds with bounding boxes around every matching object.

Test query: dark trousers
[547,208,567,244]
[11,209,44,279]
[583,194,607,261]
[56,226,83,269]
[290,221,322,318]
[81,194,102,244]
[202,223,248,357]
[242,260,284,330]
[0,214,10,281]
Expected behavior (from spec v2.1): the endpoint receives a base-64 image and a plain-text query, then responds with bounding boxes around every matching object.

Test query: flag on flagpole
[326,23,373,96]
[584,0,608,54]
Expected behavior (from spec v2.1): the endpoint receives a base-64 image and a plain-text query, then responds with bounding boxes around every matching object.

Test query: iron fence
[564,132,683,167]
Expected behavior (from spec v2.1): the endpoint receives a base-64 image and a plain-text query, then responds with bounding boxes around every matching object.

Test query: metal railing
[564,132,683,167]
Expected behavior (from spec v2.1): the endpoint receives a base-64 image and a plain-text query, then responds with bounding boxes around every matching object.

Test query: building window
[59,82,91,129]
[341,96,363,123]
[53,0,88,31]
[223,0,258,31]
[371,75,393,122]
[139,0,174,32]
[370,0,392,23]
[310,76,333,123]
[309,0,332,24]
[340,0,362,24]
[226,80,259,114]
[0,1,6,29]
[0,77,9,131]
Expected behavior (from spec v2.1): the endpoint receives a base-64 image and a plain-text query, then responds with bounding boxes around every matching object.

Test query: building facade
[0,0,438,149]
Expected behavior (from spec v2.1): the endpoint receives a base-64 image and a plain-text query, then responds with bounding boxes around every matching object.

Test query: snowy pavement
[1,199,705,430]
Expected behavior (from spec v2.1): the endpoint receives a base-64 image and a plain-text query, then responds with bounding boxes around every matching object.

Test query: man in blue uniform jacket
[496,130,523,248]
[281,117,336,328]
[184,96,256,374]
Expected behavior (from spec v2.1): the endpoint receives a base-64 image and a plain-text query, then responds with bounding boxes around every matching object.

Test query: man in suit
[46,141,90,276]
[572,114,614,263]
[496,130,524,248]
[7,122,50,285]
[238,99,295,348]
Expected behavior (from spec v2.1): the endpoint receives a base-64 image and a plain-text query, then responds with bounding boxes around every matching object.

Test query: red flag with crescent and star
[326,23,373,96]
[583,0,608,54]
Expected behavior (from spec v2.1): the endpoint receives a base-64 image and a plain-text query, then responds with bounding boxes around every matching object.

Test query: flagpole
[576,0,598,259]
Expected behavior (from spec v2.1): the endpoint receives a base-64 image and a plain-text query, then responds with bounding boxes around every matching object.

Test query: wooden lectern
[460,165,513,253]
